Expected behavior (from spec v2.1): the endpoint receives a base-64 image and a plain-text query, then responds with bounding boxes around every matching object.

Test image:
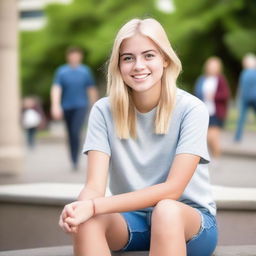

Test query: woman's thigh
[104,213,130,251]
[116,205,217,256]
[151,203,218,256]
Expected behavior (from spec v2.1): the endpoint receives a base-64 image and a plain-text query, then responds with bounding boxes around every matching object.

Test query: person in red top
[194,57,230,162]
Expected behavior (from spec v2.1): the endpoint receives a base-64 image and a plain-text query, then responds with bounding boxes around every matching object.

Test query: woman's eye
[122,56,134,62]
[145,53,155,59]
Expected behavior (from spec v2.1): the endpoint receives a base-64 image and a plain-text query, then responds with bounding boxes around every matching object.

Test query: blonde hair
[107,18,182,139]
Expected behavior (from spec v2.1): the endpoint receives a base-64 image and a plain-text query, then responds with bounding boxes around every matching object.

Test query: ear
[163,59,169,68]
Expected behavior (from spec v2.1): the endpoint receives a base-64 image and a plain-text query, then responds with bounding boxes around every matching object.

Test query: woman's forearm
[78,186,104,201]
[93,182,179,215]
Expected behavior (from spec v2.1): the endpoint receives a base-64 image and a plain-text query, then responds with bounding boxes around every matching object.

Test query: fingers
[59,201,82,233]
[59,215,76,233]
[59,204,76,233]
[60,203,76,226]
[61,208,67,224]
[65,216,79,227]
[59,210,65,229]
[64,222,72,233]
[64,204,76,218]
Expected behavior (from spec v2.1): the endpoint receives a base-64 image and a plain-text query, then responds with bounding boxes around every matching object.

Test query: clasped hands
[59,200,94,233]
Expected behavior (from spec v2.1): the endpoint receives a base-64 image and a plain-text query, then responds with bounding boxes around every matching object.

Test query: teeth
[133,74,149,79]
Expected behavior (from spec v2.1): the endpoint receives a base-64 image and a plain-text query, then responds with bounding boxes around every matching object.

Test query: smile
[131,73,151,80]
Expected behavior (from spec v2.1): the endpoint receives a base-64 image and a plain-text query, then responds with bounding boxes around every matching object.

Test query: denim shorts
[116,207,218,256]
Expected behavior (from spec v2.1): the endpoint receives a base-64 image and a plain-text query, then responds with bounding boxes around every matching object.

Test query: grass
[225,105,256,132]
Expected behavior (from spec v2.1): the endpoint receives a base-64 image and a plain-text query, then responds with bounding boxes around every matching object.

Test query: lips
[131,73,151,80]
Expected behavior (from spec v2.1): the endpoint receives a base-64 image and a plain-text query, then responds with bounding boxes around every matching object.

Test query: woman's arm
[93,153,200,215]
[78,150,110,200]
[59,150,109,232]
[64,153,200,229]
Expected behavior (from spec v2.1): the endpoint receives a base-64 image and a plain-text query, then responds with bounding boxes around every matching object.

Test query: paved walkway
[0,127,255,188]
[209,130,256,187]
[221,130,256,158]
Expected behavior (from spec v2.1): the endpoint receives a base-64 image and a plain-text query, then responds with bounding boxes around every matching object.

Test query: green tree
[21,0,256,106]
[21,0,155,107]
[153,0,256,94]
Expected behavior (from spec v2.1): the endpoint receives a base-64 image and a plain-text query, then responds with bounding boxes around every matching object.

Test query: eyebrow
[120,49,157,57]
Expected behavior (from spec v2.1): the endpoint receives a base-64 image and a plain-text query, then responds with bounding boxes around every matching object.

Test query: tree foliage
[21,0,256,105]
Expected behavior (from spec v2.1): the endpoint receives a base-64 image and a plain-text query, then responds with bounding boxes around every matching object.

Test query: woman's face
[119,34,167,93]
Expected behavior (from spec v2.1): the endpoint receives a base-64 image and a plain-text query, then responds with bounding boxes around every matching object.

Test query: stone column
[0,0,24,174]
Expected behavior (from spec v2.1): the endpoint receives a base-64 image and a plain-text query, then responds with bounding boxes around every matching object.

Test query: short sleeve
[53,68,62,86]
[83,104,111,156]
[175,103,210,164]
[85,67,96,87]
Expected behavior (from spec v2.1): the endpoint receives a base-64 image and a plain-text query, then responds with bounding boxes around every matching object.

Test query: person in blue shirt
[51,47,98,170]
[234,53,256,142]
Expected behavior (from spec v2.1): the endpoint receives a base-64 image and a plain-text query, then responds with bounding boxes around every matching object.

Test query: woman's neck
[132,83,161,113]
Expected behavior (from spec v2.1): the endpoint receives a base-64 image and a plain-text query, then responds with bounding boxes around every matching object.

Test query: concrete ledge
[1,245,256,256]
[212,185,256,210]
[1,183,256,210]
[1,183,256,251]
[0,183,83,206]
[222,148,256,159]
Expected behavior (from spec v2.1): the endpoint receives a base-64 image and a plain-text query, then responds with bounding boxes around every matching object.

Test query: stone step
[1,245,256,256]
[1,183,256,210]
[1,183,256,250]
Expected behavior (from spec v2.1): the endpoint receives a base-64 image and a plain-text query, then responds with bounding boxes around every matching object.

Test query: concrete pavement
[1,128,255,188]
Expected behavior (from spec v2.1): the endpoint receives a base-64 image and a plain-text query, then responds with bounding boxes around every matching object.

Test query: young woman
[59,18,218,256]
[194,57,230,162]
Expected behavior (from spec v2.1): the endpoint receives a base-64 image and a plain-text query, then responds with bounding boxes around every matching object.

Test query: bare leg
[149,199,201,256]
[207,126,221,158]
[73,213,129,256]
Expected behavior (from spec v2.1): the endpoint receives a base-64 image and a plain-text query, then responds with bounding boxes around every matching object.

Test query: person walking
[194,57,230,163]
[22,96,45,149]
[51,47,98,170]
[59,19,217,256]
[234,53,256,142]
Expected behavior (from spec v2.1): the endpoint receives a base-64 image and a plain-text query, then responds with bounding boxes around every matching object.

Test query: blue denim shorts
[116,207,218,256]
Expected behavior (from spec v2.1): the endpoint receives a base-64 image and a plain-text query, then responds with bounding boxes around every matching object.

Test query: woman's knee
[76,214,110,234]
[152,199,184,227]
[75,213,129,251]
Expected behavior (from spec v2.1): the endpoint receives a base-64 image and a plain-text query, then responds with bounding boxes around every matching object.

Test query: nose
[134,57,145,71]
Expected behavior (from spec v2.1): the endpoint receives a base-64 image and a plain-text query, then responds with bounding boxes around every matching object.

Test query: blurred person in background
[22,96,46,149]
[51,47,98,170]
[194,57,230,164]
[234,53,256,142]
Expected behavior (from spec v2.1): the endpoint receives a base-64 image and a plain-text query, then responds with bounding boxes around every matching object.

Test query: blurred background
[0,0,256,253]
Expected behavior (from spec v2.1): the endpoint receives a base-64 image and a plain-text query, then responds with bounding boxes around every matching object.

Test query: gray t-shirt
[83,89,216,215]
